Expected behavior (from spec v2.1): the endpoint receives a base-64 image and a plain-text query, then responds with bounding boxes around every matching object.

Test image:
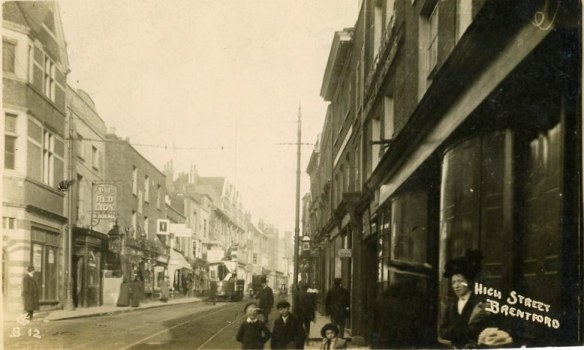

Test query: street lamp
[301,235,311,252]
[107,222,123,254]
[293,105,302,289]
[300,236,312,285]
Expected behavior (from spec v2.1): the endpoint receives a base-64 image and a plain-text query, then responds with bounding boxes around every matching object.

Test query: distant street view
[2,1,583,349]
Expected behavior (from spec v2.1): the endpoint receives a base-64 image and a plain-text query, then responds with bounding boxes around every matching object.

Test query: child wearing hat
[319,323,347,349]
[271,300,305,349]
[236,302,271,349]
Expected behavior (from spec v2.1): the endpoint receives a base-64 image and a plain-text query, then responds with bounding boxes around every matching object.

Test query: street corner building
[302,0,583,348]
[3,1,70,313]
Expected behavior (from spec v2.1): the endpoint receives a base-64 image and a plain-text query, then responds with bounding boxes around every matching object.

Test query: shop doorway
[363,237,378,343]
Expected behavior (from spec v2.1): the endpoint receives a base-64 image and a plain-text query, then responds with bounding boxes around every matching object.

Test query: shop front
[153,254,169,296]
[72,228,108,308]
[190,257,208,296]
[123,237,166,299]
[168,249,192,295]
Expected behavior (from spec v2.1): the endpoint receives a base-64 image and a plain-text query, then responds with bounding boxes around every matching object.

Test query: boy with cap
[271,300,305,349]
[237,302,271,349]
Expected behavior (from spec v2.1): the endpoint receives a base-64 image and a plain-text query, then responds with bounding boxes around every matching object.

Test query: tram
[208,260,244,301]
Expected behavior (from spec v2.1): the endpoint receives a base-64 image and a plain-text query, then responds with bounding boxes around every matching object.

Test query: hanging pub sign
[93,183,117,220]
[157,219,170,235]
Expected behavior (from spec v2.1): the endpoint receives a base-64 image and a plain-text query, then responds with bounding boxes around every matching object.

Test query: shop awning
[169,249,192,270]
[167,249,192,286]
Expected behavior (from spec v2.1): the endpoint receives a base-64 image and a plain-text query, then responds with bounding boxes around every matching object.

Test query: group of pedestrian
[116,275,145,307]
[236,300,346,350]
[18,252,519,349]
[236,276,348,350]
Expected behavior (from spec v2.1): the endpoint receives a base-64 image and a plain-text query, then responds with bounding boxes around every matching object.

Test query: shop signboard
[93,184,117,220]
[338,248,352,258]
[170,223,191,237]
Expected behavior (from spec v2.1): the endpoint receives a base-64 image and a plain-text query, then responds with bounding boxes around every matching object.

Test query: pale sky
[58,0,359,232]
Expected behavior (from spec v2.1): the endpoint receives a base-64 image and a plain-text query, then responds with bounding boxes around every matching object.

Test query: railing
[364,15,401,115]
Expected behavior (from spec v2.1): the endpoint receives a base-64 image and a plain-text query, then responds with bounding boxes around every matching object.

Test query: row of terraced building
[2,1,292,315]
[303,0,582,347]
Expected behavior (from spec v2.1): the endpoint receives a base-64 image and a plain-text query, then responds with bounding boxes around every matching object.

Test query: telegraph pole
[63,114,75,310]
[293,104,302,289]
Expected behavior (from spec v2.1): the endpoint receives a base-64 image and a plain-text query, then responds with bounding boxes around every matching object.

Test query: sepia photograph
[1,1,582,349]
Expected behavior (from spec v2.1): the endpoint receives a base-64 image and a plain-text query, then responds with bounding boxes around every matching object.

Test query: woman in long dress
[131,276,142,307]
[116,276,131,307]
[159,277,170,302]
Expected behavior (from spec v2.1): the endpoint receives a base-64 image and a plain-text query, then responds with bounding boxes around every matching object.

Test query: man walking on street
[209,279,218,305]
[294,283,316,344]
[258,276,274,324]
[325,278,350,338]
[22,266,39,320]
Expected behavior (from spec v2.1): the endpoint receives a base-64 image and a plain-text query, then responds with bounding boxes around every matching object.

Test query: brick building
[306,0,581,347]
[104,130,168,297]
[3,1,69,312]
[66,87,109,308]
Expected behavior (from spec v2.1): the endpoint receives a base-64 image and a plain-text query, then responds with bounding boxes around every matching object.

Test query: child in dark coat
[271,300,305,349]
[237,302,271,349]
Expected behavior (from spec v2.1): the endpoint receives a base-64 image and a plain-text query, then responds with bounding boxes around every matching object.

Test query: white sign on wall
[157,219,170,235]
[338,249,352,258]
[170,223,191,237]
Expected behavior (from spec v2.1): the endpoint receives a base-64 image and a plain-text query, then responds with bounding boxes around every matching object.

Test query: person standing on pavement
[439,251,510,349]
[325,278,350,338]
[324,278,350,339]
[131,275,142,307]
[319,323,347,350]
[22,266,39,320]
[237,302,271,349]
[209,279,218,305]
[257,276,274,324]
[159,276,170,302]
[293,283,315,344]
[117,276,131,306]
[271,300,305,349]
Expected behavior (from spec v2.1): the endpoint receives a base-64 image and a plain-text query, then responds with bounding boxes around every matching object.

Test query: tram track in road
[120,303,240,350]
[60,304,221,349]
[195,307,247,350]
[4,300,252,350]
[70,302,234,350]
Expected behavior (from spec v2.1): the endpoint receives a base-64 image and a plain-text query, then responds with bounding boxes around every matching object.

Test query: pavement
[304,311,369,349]
[2,295,203,323]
